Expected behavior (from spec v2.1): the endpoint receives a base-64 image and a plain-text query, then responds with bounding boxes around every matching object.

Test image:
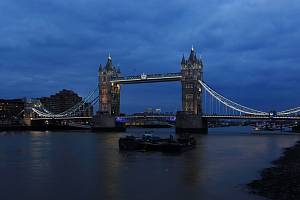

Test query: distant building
[145,108,161,114]
[131,108,166,116]
[39,89,93,117]
[0,99,25,125]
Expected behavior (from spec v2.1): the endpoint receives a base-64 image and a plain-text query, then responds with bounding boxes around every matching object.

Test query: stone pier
[175,112,208,134]
[92,112,125,132]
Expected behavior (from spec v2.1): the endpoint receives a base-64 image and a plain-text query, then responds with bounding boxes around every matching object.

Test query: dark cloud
[1,0,300,113]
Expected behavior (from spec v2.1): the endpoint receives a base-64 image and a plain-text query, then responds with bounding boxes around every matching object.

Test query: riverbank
[248,140,300,200]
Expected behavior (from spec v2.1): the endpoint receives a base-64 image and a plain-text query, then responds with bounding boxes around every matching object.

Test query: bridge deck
[30,115,300,121]
[202,115,300,120]
[110,73,182,84]
[118,115,300,121]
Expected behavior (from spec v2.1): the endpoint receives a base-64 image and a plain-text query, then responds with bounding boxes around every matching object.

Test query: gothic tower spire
[181,54,186,65]
[105,53,113,70]
[188,46,196,63]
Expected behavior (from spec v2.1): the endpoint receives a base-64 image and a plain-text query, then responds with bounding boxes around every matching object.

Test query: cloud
[0,0,300,112]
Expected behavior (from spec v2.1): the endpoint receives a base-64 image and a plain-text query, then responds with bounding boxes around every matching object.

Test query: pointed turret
[198,54,203,66]
[105,53,113,70]
[188,46,196,63]
[181,54,186,65]
[98,64,103,72]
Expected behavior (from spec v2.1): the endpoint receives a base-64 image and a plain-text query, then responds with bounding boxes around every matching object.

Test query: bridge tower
[98,54,121,116]
[181,47,203,115]
[176,47,207,133]
[93,54,123,131]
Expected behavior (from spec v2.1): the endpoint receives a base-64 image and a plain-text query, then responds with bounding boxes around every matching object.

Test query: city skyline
[1,0,300,113]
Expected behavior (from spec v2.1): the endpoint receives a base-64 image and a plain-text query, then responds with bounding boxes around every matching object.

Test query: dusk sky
[1,0,300,113]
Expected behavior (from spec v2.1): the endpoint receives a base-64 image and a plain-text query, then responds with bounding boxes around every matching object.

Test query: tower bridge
[95,47,205,132]
[98,48,203,116]
[27,47,300,133]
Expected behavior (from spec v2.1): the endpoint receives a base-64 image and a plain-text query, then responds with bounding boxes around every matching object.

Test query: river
[0,126,299,200]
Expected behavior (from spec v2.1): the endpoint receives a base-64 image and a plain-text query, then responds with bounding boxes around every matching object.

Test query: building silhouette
[40,89,93,117]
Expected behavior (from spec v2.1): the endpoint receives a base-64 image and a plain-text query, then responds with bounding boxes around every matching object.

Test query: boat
[119,134,196,153]
[253,123,283,132]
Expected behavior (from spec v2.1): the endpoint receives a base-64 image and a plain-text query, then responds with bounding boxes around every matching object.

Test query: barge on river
[119,134,196,153]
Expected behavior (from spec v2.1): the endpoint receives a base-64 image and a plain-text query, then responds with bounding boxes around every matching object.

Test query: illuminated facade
[98,55,121,115]
[180,47,203,115]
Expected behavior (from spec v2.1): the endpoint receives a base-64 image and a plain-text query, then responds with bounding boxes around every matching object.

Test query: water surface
[0,126,299,200]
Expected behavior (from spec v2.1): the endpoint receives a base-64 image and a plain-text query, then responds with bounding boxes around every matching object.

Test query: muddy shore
[248,141,300,200]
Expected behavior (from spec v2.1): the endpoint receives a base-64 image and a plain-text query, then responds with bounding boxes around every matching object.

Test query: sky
[0,0,300,113]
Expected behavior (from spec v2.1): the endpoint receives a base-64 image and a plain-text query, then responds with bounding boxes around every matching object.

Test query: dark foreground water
[0,127,299,200]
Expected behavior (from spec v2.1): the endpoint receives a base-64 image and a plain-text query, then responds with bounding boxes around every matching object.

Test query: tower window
[186,94,193,100]
[186,84,193,89]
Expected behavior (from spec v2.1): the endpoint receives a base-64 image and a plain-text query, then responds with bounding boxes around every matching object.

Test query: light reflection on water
[0,127,299,200]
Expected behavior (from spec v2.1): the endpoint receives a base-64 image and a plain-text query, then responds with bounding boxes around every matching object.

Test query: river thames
[0,126,299,200]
